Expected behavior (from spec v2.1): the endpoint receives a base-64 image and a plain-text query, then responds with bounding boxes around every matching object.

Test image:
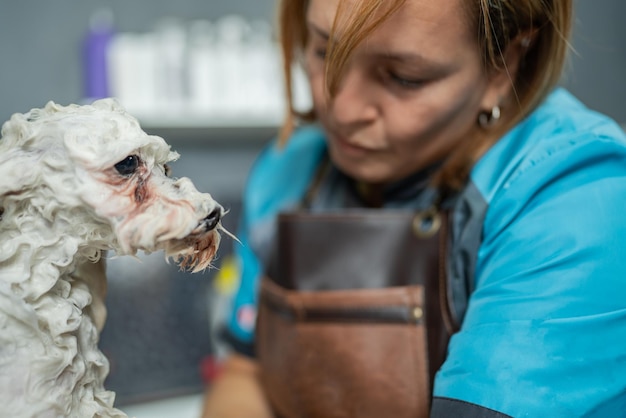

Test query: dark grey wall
[563,0,626,124]
[0,0,624,123]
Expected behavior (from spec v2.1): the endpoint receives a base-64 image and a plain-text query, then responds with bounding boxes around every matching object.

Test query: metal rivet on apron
[412,306,424,321]
[412,207,441,239]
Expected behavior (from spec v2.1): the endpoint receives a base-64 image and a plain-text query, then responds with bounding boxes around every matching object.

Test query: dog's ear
[0,107,48,199]
[0,142,77,229]
[0,149,40,198]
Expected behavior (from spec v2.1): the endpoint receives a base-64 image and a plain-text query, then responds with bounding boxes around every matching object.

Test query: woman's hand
[201,353,273,418]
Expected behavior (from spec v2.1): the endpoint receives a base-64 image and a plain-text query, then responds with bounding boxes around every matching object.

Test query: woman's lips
[332,135,381,156]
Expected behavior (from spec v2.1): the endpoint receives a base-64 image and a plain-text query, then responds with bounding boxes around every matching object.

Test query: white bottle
[188,20,217,116]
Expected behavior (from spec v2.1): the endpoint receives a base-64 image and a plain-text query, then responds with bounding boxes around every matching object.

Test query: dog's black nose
[203,208,221,231]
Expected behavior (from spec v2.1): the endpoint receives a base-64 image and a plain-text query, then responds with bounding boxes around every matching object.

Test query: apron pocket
[256,277,431,418]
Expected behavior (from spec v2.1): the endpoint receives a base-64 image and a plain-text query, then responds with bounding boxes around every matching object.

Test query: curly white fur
[0,99,225,417]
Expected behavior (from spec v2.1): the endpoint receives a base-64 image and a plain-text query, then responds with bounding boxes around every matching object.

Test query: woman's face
[305,0,504,184]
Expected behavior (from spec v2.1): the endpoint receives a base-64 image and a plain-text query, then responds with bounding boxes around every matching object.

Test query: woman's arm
[433,133,626,417]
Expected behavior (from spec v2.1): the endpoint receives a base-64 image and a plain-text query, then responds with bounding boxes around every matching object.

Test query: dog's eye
[164,164,172,177]
[114,155,140,176]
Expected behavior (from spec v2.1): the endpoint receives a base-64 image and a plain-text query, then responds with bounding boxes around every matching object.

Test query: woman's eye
[314,48,327,59]
[388,72,425,89]
[114,155,140,176]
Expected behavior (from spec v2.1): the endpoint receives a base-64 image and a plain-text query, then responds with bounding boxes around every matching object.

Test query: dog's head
[0,99,224,272]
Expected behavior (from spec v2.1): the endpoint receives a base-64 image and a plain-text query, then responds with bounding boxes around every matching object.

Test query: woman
[203,0,626,416]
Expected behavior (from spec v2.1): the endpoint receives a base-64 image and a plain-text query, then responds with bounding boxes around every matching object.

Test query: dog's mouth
[163,208,237,273]
[164,229,221,273]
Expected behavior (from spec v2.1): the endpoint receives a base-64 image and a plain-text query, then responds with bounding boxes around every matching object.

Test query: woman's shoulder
[471,88,626,205]
[443,91,626,416]
[243,124,327,220]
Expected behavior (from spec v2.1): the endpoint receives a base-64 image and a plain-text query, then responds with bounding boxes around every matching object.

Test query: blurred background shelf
[138,114,281,129]
[139,115,281,144]
[139,119,279,148]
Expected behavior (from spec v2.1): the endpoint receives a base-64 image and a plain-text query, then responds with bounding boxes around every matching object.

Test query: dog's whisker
[219,223,240,244]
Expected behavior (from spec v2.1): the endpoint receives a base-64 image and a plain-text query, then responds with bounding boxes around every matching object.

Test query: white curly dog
[0,99,226,417]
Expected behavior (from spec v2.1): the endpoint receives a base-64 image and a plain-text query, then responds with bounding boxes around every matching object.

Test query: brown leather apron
[255,208,455,418]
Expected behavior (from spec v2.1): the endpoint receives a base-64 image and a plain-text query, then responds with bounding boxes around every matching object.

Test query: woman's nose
[330,69,378,126]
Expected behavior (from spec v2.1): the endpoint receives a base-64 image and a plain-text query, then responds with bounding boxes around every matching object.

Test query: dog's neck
[0,201,112,345]
[1,211,103,293]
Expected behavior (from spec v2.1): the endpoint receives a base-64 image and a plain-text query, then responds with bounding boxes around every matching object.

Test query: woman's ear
[480,32,536,110]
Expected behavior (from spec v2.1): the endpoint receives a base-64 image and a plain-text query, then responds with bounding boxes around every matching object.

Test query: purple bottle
[82,9,115,101]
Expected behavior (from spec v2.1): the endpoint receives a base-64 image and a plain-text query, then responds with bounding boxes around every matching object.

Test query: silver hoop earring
[478,105,501,128]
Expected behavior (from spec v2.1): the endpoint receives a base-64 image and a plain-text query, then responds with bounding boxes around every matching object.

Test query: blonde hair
[277,0,573,190]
